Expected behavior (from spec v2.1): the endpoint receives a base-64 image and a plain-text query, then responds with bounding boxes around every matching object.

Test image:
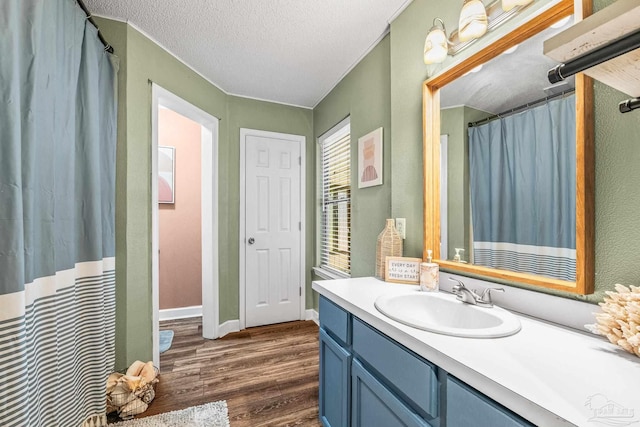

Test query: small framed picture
[385,256,422,284]
[158,146,175,204]
[358,127,383,188]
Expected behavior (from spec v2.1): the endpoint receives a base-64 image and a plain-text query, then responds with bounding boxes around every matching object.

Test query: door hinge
[299,287,302,296]
[299,156,301,165]
[299,222,301,231]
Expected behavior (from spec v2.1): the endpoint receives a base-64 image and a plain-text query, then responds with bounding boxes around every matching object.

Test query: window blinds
[321,132,351,275]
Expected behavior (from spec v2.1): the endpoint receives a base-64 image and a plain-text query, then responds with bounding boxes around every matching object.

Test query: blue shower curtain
[469,95,576,281]
[0,1,118,426]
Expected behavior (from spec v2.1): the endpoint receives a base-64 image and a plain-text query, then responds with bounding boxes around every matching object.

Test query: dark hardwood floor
[140,318,323,426]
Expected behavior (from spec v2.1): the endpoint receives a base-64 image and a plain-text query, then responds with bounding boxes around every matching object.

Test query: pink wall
[159,108,202,310]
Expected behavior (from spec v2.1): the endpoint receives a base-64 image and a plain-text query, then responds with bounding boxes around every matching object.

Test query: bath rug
[111,401,229,427]
[159,330,174,354]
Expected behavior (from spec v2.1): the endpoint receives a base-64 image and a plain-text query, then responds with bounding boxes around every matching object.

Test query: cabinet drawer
[352,318,439,419]
[320,296,350,346]
[352,359,432,427]
[446,376,534,427]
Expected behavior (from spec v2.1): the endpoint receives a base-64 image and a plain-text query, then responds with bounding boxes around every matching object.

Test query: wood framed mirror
[423,0,594,294]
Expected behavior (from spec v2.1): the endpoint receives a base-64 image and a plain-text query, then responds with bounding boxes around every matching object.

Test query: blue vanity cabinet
[318,295,534,427]
[319,296,352,427]
[351,359,433,427]
[446,376,535,427]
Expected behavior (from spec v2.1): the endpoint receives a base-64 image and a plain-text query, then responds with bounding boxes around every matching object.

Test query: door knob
[248,237,255,245]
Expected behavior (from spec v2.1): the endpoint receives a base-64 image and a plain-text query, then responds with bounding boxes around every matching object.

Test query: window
[319,118,351,277]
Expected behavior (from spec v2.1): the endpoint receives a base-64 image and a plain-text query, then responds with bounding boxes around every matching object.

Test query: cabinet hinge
[299,287,302,296]
[299,222,301,231]
[299,156,302,165]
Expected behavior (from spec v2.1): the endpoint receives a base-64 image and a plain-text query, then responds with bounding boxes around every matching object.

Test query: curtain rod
[468,89,575,128]
[76,0,114,53]
[619,97,640,114]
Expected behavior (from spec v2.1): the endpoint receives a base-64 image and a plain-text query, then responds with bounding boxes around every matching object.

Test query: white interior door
[241,129,304,328]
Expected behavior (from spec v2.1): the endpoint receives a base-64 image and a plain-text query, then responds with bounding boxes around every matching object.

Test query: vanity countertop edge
[312,277,640,427]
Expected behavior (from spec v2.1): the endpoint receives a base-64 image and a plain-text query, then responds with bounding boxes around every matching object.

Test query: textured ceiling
[441,19,575,115]
[85,0,412,108]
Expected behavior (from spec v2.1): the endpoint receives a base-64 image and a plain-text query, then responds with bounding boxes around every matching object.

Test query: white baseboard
[218,319,240,338]
[159,305,202,321]
[305,309,319,325]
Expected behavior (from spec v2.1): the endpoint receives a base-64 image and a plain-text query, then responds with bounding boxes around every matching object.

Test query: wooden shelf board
[544,0,640,97]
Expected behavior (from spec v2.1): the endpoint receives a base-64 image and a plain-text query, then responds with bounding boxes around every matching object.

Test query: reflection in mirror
[439,21,576,282]
[423,0,595,294]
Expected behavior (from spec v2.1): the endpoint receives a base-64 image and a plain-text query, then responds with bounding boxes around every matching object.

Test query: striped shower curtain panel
[0,1,118,426]
[468,95,576,282]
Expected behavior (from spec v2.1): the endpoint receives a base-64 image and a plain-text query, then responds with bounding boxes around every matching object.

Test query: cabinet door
[446,376,534,427]
[352,360,432,427]
[320,329,351,427]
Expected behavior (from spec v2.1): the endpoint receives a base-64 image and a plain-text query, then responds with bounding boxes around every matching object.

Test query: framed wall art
[158,145,175,204]
[358,127,383,188]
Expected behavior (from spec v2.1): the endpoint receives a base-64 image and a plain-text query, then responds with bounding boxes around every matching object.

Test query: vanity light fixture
[501,0,534,12]
[425,0,536,66]
[424,18,449,64]
[458,0,488,42]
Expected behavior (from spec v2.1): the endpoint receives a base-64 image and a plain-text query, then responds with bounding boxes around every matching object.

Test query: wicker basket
[376,219,403,279]
[107,365,159,420]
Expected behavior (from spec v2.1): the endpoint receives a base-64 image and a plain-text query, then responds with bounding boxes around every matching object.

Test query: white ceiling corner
[85,0,414,108]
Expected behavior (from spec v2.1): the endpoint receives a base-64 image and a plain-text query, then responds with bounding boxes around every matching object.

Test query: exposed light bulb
[459,0,488,42]
[424,23,449,64]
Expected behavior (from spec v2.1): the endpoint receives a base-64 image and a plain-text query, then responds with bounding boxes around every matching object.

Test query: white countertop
[312,277,640,427]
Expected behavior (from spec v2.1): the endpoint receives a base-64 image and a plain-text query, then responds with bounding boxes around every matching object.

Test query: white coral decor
[585,284,640,357]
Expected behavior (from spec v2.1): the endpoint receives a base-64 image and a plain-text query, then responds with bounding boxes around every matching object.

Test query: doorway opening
[151,84,219,367]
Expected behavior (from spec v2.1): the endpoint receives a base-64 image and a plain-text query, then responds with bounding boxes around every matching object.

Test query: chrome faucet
[449,278,504,307]
[449,278,478,304]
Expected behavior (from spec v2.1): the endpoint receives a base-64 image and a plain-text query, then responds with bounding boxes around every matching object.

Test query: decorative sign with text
[385,256,422,284]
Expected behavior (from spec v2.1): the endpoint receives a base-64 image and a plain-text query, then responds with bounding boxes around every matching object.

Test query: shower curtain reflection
[468,94,576,281]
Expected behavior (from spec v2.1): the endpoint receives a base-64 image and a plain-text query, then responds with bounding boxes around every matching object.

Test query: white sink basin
[374,291,521,338]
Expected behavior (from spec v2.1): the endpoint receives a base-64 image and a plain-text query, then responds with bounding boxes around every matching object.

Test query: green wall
[226,97,315,318]
[589,3,640,299]
[313,35,392,284]
[441,107,466,260]
[97,18,313,369]
[592,81,640,299]
[441,106,488,261]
